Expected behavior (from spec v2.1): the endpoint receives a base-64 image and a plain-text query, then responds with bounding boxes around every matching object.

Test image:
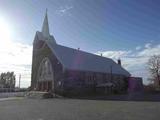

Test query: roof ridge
[56,44,114,61]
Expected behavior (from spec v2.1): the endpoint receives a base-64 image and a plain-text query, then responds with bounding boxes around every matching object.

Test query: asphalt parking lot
[0,98,160,120]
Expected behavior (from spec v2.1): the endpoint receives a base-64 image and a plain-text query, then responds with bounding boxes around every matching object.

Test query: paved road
[0,98,160,120]
[0,92,25,98]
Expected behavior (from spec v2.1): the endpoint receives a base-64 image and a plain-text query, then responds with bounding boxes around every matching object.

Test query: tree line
[0,72,16,88]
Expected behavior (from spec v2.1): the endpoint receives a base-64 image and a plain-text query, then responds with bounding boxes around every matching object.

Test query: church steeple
[42,9,50,39]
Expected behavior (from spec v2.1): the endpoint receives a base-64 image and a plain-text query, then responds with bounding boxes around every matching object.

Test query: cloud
[138,44,160,57]
[96,50,131,59]
[135,46,141,50]
[56,5,73,16]
[96,43,160,85]
[145,43,152,49]
[0,40,32,88]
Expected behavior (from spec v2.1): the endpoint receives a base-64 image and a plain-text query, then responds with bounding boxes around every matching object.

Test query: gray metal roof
[42,36,131,77]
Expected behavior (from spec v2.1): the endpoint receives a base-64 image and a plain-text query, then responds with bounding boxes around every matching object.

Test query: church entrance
[37,81,52,91]
[37,57,54,92]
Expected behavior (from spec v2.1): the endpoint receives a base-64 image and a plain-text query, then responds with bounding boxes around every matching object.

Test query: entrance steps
[25,91,63,99]
[25,91,47,99]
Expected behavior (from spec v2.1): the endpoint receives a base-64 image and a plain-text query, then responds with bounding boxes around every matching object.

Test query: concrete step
[25,91,49,99]
[25,91,63,99]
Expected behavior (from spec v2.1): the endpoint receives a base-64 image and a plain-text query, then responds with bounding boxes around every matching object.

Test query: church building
[31,12,131,95]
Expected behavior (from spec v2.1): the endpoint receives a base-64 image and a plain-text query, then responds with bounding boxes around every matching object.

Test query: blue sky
[0,0,160,87]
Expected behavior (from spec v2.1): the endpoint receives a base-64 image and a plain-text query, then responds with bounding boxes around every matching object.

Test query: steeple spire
[42,9,50,39]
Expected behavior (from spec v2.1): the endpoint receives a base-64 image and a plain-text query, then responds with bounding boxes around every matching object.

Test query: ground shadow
[66,92,160,102]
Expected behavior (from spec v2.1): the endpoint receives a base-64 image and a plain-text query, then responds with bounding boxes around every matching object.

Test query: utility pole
[19,74,21,89]
[110,65,113,93]
[110,65,112,81]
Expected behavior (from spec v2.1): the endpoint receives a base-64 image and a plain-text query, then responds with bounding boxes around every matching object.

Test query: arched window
[37,57,53,81]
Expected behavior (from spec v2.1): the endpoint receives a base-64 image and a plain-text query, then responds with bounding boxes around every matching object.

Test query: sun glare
[0,17,12,46]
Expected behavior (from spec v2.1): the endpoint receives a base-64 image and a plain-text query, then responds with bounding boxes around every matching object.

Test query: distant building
[31,12,132,95]
[128,77,143,93]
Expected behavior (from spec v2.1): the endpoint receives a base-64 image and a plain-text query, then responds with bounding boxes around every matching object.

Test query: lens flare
[0,17,12,46]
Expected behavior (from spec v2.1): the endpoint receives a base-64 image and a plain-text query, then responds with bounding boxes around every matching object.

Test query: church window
[38,57,53,81]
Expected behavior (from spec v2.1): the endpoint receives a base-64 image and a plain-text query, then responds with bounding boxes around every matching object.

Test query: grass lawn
[0,98,159,120]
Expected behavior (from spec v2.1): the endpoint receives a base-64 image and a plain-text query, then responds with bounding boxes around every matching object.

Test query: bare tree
[148,55,160,87]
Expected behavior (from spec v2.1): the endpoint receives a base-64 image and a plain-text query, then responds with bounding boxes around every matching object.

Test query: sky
[0,0,160,87]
